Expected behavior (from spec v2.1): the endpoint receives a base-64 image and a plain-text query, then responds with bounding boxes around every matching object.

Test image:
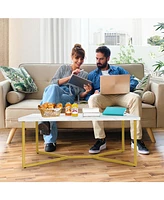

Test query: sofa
[0,63,164,144]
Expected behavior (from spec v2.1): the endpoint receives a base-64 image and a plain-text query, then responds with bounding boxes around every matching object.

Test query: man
[85,46,149,155]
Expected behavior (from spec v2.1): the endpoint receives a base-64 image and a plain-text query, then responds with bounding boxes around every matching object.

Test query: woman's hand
[72,68,81,75]
[59,69,80,84]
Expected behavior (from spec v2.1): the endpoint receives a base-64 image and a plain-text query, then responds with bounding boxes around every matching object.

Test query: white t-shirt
[102,70,109,75]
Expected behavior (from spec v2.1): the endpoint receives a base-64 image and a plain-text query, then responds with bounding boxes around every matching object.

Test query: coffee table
[18,113,139,168]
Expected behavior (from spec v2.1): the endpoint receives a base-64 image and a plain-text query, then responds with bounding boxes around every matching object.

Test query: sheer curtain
[40,18,89,63]
[40,18,71,63]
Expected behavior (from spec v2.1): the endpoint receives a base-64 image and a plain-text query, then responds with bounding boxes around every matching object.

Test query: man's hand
[84,84,92,93]
[94,90,99,94]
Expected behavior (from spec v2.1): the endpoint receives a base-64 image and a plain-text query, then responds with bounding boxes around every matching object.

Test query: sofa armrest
[150,81,164,128]
[0,80,11,128]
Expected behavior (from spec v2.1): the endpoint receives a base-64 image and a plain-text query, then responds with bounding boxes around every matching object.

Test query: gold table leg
[133,120,137,166]
[22,122,25,168]
[122,120,125,151]
[35,122,39,153]
[22,120,138,168]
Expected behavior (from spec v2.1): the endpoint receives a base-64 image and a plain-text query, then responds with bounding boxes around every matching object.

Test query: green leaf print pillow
[133,74,150,97]
[0,66,38,93]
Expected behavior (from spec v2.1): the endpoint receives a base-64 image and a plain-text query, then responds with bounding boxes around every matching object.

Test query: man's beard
[97,62,108,69]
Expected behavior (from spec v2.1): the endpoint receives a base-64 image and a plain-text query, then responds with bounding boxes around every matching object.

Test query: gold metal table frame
[19,113,139,168]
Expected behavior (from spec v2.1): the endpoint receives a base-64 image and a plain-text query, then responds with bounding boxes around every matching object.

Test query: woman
[39,44,91,152]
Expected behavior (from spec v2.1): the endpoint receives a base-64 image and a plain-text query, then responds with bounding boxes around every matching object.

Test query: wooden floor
[0,127,164,182]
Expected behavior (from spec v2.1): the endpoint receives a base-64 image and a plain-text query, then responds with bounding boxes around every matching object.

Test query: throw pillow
[142,91,155,105]
[7,91,26,104]
[0,66,38,93]
[133,74,151,97]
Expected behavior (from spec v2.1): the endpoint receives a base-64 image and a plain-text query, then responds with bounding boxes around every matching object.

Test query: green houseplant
[152,22,164,75]
[111,44,144,64]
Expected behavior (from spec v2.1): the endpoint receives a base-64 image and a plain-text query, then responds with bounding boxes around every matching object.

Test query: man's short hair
[96,46,111,57]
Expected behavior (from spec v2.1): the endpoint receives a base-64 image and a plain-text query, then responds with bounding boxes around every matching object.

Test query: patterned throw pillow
[0,66,38,93]
[133,74,151,97]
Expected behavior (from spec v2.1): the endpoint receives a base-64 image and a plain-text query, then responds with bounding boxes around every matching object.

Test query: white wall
[9,18,41,67]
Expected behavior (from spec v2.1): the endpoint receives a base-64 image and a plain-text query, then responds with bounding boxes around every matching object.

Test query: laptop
[68,74,92,89]
[100,74,130,94]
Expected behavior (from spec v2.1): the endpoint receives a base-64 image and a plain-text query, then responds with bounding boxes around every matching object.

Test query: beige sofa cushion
[5,98,156,129]
[142,91,155,105]
[7,91,26,104]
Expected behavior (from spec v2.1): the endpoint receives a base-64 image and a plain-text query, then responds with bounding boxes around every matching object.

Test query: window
[71,18,164,73]
[39,18,164,73]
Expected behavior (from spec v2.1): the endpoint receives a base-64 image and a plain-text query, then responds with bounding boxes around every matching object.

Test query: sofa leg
[146,128,156,143]
[6,128,17,144]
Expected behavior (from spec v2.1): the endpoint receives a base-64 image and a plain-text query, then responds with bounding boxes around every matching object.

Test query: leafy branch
[112,45,144,64]
[152,22,164,74]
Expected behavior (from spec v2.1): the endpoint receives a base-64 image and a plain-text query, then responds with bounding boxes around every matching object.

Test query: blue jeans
[40,84,75,144]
